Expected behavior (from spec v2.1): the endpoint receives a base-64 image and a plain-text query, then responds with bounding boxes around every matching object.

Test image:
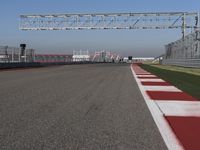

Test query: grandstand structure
[72,50,121,62]
[0,46,35,63]
[35,54,72,63]
[165,31,200,59]
[163,31,200,67]
[0,46,73,63]
[72,50,90,62]
[92,51,121,62]
[0,46,121,63]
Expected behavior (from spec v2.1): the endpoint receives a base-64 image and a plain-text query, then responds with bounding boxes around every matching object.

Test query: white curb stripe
[135,72,152,75]
[156,101,200,117]
[143,86,181,92]
[137,75,157,77]
[139,79,165,82]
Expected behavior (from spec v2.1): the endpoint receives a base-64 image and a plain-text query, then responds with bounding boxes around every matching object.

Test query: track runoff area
[131,63,200,150]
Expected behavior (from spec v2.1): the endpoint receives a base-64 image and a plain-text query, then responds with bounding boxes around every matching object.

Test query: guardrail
[162,59,200,68]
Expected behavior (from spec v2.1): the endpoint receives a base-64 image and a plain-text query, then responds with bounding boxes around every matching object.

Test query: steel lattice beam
[19,12,199,36]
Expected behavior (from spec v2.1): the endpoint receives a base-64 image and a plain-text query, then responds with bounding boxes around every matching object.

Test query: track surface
[0,64,167,150]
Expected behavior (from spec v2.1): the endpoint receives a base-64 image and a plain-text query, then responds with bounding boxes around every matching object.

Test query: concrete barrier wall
[0,62,41,69]
[162,59,200,68]
[0,62,112,70]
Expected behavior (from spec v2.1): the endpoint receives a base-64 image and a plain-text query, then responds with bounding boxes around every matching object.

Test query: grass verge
[151,64,200,76]
[140,64,200,100]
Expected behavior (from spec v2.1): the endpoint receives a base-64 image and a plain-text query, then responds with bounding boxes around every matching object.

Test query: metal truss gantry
[20,12,199,38]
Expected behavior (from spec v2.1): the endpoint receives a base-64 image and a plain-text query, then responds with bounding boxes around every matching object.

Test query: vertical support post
[182,13,186,40]
[33,49,35,62]
[89,16,92,29]
[19,50,21,62]
[195,13,199,40]
[181,13,186,59]
[197,12,200,29]
[193,13,200,59]
[4,46,8,63]
[197,13,200,58]
[103,16,106,28]
[25,49,27,62]
[12,50,14,62]
[76,15,78,28]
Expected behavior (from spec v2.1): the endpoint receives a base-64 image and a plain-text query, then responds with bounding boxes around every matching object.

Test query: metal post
[33,49,35,62]
[197,13,200,58]
[19,50,21,62]
[193,13,200,59]
[5,46,9,63]
[182,13,186,40]
[181,13,186,59]
[24,49,27,62]
[12,50,14,62]
[197,12,200,30]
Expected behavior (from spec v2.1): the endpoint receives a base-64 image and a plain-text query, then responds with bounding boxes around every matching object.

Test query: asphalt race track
[0,64,167,150]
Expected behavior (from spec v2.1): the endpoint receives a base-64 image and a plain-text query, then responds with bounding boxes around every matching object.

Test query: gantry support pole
[182,13,186,40]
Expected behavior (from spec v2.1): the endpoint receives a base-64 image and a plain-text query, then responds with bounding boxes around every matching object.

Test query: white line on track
[156,101,200,117]
[135,73,151,75]
[139,79,165,82]
[137,75,157,77]
[130,65,184,150]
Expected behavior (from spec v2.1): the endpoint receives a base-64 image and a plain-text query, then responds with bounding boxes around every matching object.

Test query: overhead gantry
[19,12,199,38]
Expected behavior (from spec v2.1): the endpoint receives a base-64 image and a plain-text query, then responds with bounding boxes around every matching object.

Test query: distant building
[122,57,154,63]
[72,50,90,62]
[92,51,120,62]
[132,57,155,62]
[0,46,35,63]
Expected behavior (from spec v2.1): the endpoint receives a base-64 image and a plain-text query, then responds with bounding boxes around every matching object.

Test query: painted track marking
[146,91,197,101]
[143,86,181,92]
[141,81,171,86]
[157,101,200,117]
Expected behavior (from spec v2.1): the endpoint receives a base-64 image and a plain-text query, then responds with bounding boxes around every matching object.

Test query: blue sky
[0,0,199,57]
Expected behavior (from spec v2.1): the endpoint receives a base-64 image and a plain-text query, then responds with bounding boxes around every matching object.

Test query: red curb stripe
[165,116,200,150]
[141,81,171,86]
[138,76,159,79]
[146,91,197,101]
[132,69,149,73]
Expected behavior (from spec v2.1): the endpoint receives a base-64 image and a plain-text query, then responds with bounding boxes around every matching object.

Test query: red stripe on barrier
[146,91,197,101]
[141,82,171,86]
[165,116,200,150]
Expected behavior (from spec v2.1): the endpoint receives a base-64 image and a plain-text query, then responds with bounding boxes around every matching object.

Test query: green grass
[140,64,200,100]
[151,64,200,76]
